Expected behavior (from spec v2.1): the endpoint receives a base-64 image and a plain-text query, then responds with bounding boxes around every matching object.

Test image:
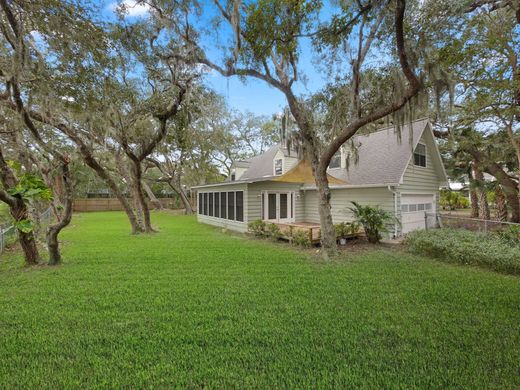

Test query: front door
[264,192,294,223]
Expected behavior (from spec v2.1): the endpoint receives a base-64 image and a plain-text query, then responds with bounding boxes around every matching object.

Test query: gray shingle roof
[196,118,438,189]
[239,145,297,180]
[327,118,429,185]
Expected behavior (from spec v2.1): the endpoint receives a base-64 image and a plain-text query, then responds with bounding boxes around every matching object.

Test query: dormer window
[274,159,283,175]
[231,171,236,181]
[414,143,426,167]
[329,150,341,169]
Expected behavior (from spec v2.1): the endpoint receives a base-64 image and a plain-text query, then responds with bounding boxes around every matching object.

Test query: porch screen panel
[236,191,244,222]
[214,192,220,218]
[208,193,214,216]
[198,193,202,215]
[268,193,276,219]
[221,192,227,219]
[227,192,235,220]
[203,193,208,215]
[280,193,288,219]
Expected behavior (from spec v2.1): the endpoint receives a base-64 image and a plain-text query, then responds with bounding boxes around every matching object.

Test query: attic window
[274,159,283,175]
[329,151,341,169]
[414,143,426,167]
[231,170,236,181]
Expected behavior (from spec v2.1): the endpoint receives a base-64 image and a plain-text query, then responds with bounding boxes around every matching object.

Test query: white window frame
[262,191,295,223]
[274,158,283,175]
[413,143,427,168]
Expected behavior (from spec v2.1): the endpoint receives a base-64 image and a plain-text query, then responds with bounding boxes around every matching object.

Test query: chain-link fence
[0,225,16,254]
[425,212,520,234]
[0,207,53,256]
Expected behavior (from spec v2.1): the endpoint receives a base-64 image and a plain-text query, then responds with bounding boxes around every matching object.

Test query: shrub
[349,221,361,234]
[494,225,520,247]
[266,223,282,241]
[334,222,349,238]
[291,229,312,248]
[348,202,396,243]
[248,219,267,237]
[405,228,520,275]
[335,221,362,238]
[440,190,469,210]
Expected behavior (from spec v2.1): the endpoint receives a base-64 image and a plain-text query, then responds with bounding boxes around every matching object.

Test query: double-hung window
[414,144,426,167]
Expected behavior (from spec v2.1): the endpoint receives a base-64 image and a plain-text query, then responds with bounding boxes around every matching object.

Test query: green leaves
[6,173,53,202]
[14,219,33,233]
[348,201,396,244]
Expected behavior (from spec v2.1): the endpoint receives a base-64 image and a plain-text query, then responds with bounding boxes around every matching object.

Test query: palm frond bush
[348,202,396,243]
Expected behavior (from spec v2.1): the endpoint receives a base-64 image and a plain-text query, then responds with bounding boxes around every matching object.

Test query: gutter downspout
[387,185,399,238]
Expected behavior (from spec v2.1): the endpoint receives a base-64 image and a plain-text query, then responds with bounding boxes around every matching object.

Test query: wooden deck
[274,221,364,245]
[274,222,322,243]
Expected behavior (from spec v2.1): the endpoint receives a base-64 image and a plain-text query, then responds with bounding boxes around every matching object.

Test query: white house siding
[273,149,299,175]
[398,132,443,231]
[303,187,395,224]
[247,181,305,222]
[196,183,249,233]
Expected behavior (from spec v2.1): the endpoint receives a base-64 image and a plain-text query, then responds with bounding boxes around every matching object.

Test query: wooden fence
[73,198,191,212]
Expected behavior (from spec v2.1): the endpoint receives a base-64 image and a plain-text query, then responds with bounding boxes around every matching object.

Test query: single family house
[193,118,448,238]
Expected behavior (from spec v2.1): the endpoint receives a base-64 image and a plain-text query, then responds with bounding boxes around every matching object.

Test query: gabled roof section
[327,118,446,186]
[239,144,297,180]
[273,160,346,184]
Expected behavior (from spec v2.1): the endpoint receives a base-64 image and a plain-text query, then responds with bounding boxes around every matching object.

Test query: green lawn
[1,212,520,388]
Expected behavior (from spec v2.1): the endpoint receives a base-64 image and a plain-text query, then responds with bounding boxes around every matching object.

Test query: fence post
[436,213,443,228]
[484,219,488,234]
[424,212,428,230]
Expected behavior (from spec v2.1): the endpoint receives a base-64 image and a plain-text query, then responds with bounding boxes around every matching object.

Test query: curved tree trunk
[143,181,162,210]
[177,186,193,214]
[0,145,41,265]
[168,181,193,214]
[47,162,73,265]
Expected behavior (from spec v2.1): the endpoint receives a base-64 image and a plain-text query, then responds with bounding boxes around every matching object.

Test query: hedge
[404,228,520,276]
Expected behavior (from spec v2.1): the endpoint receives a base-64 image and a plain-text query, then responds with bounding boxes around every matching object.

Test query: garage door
[401,194,434,234]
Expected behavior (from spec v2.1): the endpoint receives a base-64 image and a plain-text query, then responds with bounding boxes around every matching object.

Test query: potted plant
[334,222,349,245]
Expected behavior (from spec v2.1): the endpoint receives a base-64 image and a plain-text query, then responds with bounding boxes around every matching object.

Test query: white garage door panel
[401,194,434,234]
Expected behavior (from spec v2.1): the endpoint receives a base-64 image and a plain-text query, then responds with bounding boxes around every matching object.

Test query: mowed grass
[1,212,520,389]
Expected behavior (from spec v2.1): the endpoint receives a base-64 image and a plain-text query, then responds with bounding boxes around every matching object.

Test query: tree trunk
[168,180,193,214]
[470,189,479,218]
[482,160,520,222]
[131,160,154,233]
[18,229,40,265]
[84,153,143,234]
[0,145,41,265]
[47,162,73,265]
[495,184,508,221]
[312,161,338,258]
[143,181,162,210]
[177,186,193,214]
[11,200,41,265]
[473,163,490,220]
